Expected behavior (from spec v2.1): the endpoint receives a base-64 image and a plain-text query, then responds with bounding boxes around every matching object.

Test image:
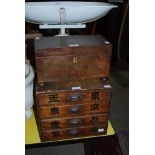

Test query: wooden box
[35,78,112,142]
[34,35,112,83]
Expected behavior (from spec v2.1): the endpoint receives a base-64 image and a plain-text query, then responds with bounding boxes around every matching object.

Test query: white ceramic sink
[25,1,117,25]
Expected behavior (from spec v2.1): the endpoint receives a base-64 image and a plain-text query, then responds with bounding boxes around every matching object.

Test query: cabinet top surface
[35,35,111,49]
[36,78,112,93]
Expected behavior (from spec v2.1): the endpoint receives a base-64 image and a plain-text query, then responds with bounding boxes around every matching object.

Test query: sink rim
[25,1,117,7]
[25,1,117,25]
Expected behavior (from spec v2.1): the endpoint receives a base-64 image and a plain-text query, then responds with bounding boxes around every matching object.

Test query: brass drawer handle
[69,118,82,126]
[68,105,82,113]
[67,94,83,102]
[69,129,80,135]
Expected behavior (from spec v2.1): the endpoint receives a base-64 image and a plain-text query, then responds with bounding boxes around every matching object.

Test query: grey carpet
[26,143,85,155]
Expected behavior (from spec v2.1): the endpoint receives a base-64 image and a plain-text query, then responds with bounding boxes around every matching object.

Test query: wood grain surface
[35,35,112,82]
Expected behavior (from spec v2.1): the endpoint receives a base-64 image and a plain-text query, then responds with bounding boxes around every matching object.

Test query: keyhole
[73,56,78,64]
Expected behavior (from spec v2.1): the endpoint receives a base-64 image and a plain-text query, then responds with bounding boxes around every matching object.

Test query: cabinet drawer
[40,113,109,130]
[41,124,108,142]
[38,102,110,119]
[37,89,111,106]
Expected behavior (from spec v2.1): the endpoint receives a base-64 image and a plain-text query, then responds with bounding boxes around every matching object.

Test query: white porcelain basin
[25,2,117,25]
[25,64,34,120]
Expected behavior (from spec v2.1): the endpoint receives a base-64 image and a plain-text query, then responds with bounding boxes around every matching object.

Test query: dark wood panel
[36,78,112,92]
[34,35,112,83]
[94,134,126,155]
[35,52,111,82]
[35,46,111,57]
[40,113,109,130]
[38,102,110,119]
[36,89,111,107]
[34,35,111,50]
[41,124,108,142]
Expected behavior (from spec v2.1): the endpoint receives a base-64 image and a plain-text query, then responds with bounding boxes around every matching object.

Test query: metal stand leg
[39,7,86,36]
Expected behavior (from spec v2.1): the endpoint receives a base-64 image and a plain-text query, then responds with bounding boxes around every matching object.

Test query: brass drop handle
[69,118,82,126]
[69,129,80,135]
[68,105,82,113]
[67,94,83,102]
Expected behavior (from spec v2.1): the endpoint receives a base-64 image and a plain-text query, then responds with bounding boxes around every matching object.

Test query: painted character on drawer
[48,94,60,103]
[91,91,100,100]
[91,91,100,111]
[50,120,60,129]
[50,107,60,115]
[90,103,99,111]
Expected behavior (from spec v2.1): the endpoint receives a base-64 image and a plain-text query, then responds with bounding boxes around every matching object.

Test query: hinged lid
[35,35,112,57]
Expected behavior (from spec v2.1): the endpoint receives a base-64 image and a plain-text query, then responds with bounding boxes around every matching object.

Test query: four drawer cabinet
[34,35,113,142]
[35,78,112,142]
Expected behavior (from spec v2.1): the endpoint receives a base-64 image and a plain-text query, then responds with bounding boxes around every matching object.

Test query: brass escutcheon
[73,56,78,64]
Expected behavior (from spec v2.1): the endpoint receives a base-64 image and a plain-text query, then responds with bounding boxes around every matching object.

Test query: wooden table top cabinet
[35,78,112,142]
[34,35,112,83]
[33,34,113,143]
